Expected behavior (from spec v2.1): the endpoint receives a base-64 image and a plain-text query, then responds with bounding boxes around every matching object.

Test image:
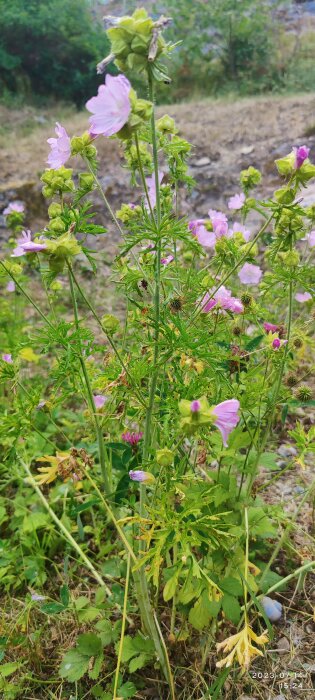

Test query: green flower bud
[116,203,141,223]
[48,203,62,218]
[157,115,178,134]
[79,173,95,191]
[49,217,66,233]
[45,232,81,259]
[274,188,295,205]
[179,396,215,435]
[280,250,300,267]
[101,314,120,335]
[156,448,174,467]
[240,166,261,191]
[275,152,296,177]
[50,280,63,291]
[240,292,253,307]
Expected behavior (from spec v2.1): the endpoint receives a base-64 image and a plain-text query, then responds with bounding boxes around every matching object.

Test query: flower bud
[45,232,81,259]
[295,385,312,402]
[79,173,95,192]
[156,448,174,467]
[240,166,261,191]
[240,292,253,307]
[280,250,300,267]
[49,217,66,233]
[101,314,120,335]
[48,203,62,218]
[157,115,178,134]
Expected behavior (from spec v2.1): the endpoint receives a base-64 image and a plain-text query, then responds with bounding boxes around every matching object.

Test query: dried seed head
[232,325,242,336]
[240,292,253,307]
[285,372,298,387]
[295,385,312,401]
[293,337,303,349]
[169,297,183,313]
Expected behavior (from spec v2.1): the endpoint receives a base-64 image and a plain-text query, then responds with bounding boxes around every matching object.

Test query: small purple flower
[6,281,15,292]
[226,297,244,313]
[93,394,107,409]
[145,171,164,210]
[230,222,251,242]
[228,192,245,210]
[2,353,13,363]
[306,230,315,247]
[212,399,240,447]
[189,219,216,248]
[122,431,143,446]
[272,338,281,350]
[12,230,47,257]
[86,74,131,137]
[190,400,201,413]
[262,596,282,622]
[36,400,46,410]
[129,469,155,483]
[295,292,312,303]
[3,201,24,216]
[208,209,229,238]
[47,122,71,169]
[238,263,262,286]
[201,285,244,314]
[161,255,174,265]
[31,593,46,602]
[293,145,310,169]
[263,322,279,334]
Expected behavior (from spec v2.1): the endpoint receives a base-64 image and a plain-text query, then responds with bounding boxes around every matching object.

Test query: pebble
[277,444,297,458]
[277,636,290,654]
[241,145,254,155]
[192,156,211,167]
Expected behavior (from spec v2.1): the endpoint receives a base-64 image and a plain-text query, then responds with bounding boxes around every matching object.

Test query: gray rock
[277,444,297,458]
[192,156,211,167]
[277,636,290,654]
[241,145,254,155]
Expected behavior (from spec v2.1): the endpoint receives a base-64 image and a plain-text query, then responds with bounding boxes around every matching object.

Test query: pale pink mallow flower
[161,255,174,265]
[306,230,315,247]
[201,285,244,314]
[145,171,164,210]
[238,263,262,285]
[263,322,279,334]
[189,220,216,248]
[2,353,13,363]
[93,394,107,409]
[6,281,15,292]
[208,209,229,238]
[129,470,155,483]
[212,399,240,446]
[47,123,71,169]
[228,192,245,210]
[12,230,47,257]
[295,292,312,303]
[293,145,310,169]
[3,201,24,216]
[230,222,251,242]
[86,74,131,137]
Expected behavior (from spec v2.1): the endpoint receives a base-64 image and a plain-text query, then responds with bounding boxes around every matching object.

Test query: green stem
[134,131,155,222]
[0,261,54,330]
[84,158,124,237]
[67,264,110,495]
[21,459,111,594]
[113,553,131,700]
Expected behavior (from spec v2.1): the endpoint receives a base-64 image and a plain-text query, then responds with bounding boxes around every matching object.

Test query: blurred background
[1,0,315,251]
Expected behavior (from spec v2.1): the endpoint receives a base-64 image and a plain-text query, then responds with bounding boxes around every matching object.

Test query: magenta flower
[230,222,251,242]
[161,255,174,265]
[11,230,47,257]
[145,171,164,210]
[86,74,131,137]
[295,292,312,303]
[190,400,201,413]
[190,219,216,248]
[2,353,13,363]
[263,322,279,334]
[293,145,310,169]
[228,193,245,210]
[306,230,315,247]
[93,394,107,409]
[129,469,155,483]
[47,122,71,169]
[6,281,15,292]
[208,209,229,238]
[201,285,244,314]
[227,297,244,313]
[122,431,143,446]
[212,399,240,446]
[272,338,281,350]
[238,263,262,285]
[3,201,24,216]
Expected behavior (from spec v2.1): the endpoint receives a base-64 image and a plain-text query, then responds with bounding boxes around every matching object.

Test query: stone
[241,145,254,155]
[192,156,211,167]
[277,444,297,458]
[277,636,290,654]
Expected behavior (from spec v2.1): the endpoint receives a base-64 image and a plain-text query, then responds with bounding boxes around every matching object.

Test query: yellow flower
[216,622,268,670]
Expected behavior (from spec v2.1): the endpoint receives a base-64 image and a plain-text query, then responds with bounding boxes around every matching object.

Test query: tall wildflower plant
[1,7,315,696]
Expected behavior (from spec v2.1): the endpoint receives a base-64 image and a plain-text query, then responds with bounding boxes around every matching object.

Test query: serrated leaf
[95,619,113,647]
[163,571,179,601]
[189,590,221,630]
[23,512,50,532]
[128,652,151,673]
[59,649,90,682]
[117,681,137,698]
[60,584,70,607]
[77,633,102,657]
[41,602,65,614]
[221,576,243,598]
[88,652,103,680]
[222,593,241,624]
[258,452,278,470]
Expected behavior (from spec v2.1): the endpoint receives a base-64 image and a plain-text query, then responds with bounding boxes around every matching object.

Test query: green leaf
[59,649,90,682]
[95,619,113,647]
[23,512,50,532]
[163,570,179,601]
[60,584,70,607]
[188,590,221,630]
[258,452,278,470]
[258,569,287,594]
[0,662,22,678]
[117,681,137,698]
[41,602,65,614]
[128,652,151,673]
[222,594,241,624]
[77,633,102,657]
[221,576,243,597]
[88,652,103,680]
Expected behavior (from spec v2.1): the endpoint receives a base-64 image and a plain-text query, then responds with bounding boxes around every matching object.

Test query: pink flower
[306,230,315,247]
[293,145,310,169]
[145,171,164,210]
[93,394,107,409]
[47,123,71,169]
[263,322,279,333]
[208,209,229,238]
[161,255,174,265]
[12,230,47,257]
[129,469,155,483]
[3,201,24,216]
[190,400,201,413]
[86,74,131,137]
[227,297,244,313]
[2,353,13,363]
[295,292,312,303]
[201,285,244,314]
[272,337,287,351]
[122,431,143,446]
[212,399,240,446]
[6,281,15,292]
[190,220,216,248]
[238,263,262,285]
[228,193,245,210]
[230,222,251,242]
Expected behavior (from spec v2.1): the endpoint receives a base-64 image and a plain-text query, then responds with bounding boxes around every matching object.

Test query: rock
[241,145,254,155]
[33,115,47,124]
[192,156,211,167]
[273,695,286,700]
[277,636,290,654]
[277,444,297,458]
